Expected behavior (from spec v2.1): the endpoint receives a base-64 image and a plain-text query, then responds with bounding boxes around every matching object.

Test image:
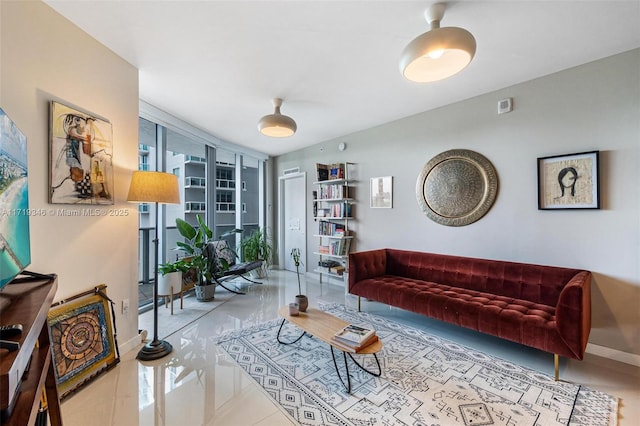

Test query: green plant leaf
[176,218,196,240]
[197,215,213,240]
[176,241,195,254]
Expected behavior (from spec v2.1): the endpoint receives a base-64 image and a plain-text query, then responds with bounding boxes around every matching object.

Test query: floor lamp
[127,170,180,361]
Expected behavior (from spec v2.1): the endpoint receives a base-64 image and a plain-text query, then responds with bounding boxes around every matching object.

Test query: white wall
[275,49,640,358]
[1,1,141,351]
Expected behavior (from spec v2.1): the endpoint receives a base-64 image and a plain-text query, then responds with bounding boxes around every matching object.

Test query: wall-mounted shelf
[313,162,355,287]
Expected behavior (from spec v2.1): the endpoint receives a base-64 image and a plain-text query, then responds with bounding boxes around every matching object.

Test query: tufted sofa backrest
[384,249,584,307]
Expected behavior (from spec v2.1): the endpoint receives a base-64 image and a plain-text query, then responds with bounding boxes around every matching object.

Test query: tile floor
[61,270,639,425]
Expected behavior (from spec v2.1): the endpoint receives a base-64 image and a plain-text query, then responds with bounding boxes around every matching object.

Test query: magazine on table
[333,324,376,344]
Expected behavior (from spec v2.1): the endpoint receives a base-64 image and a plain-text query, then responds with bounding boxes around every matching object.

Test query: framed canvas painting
[49,101,114,204]
[537,151,600,210]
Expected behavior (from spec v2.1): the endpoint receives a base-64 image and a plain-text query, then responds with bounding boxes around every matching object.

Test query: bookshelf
[313,162,354,285]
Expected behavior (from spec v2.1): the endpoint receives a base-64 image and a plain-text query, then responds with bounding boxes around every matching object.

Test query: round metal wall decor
[416,149,498,226]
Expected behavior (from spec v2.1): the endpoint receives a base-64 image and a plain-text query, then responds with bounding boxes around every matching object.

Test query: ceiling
[44,1,640,157]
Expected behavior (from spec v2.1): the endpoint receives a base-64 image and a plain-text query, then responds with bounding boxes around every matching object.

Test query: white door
[280,173,306,273]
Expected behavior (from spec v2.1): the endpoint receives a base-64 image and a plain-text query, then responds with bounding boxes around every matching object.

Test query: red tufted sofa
[348,248,591,378]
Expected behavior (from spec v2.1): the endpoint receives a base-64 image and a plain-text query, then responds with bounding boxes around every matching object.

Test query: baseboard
[586,343,640,367]
[118,332,145,355]
[306,271,346,288]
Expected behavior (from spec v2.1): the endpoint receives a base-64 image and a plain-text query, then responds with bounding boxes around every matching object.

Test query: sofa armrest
[348,249,388,293]
[555,271,591,359]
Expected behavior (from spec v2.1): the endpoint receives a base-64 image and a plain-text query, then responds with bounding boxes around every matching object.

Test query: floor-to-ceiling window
[137,118,156,306]
[136,115,267,310]
[240,155,261,258]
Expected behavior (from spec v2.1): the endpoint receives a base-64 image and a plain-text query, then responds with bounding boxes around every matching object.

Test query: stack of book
[316,163,345,181]
[329,265,346,275]
[330,324,378,352]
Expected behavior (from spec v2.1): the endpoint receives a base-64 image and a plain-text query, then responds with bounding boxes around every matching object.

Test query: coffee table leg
[347,352,382,377]
[330,349,382,393]
[330,346,352,393]
[276,319,306,344]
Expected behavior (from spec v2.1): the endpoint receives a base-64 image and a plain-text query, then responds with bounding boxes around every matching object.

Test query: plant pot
[295,294,308,312]
[157,272,182,297]
[195,282,216,301]
[250,263,268,279]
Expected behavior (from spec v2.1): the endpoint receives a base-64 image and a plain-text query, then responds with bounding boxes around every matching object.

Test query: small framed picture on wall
[370,176,393,208]
[537,151,600,210]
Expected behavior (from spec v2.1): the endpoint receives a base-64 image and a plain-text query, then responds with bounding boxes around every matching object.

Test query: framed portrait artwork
[537,151,600,210]
[49,101,114,204]
[370,176,393,208]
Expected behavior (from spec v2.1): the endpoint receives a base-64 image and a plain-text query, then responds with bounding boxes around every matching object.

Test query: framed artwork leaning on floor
[47,284,120,400]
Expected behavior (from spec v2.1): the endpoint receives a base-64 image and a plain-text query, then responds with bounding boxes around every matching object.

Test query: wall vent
[283,167,300,176]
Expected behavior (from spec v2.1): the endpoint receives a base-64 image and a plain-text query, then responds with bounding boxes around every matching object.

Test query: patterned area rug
[214,304,617,426]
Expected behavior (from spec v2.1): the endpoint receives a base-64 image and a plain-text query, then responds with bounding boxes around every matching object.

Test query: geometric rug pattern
[214,304,618,426]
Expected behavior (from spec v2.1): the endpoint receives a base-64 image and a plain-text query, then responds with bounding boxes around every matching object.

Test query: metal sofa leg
[554,354,559,381]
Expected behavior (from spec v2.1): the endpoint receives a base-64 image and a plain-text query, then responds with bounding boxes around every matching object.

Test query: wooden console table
[0,276,62,426]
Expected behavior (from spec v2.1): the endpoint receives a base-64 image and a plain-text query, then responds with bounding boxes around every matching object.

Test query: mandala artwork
[47,285,119,399]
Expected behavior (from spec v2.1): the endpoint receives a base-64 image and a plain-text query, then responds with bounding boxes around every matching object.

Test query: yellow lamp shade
[127,171,180,204]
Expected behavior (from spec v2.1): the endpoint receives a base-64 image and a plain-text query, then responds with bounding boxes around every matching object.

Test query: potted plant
[240,227,273,278]
[174,215,230,301]
[157,259,189,297]
[290,248,308,312]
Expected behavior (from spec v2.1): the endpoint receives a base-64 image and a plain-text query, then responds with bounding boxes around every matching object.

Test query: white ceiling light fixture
[400,3,476,83]
[258,98,297,138]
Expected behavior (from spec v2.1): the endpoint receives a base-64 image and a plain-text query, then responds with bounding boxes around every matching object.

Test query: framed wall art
[537,151,600,210]
[47,285,120,400]
[370,176,393,208]
[49,101,114,204]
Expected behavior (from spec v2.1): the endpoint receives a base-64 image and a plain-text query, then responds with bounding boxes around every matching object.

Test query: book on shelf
[327,238,350,256]
[316,163,329,181]
[328,163,345,180]
[330,202,352,218]
[329,265,345,275]
[318,221,348,237]
[316,163,345,181]
[317,184,351,200]
[330,334,379,353]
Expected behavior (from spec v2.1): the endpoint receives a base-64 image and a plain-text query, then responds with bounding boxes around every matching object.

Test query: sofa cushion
[354,275,569,355]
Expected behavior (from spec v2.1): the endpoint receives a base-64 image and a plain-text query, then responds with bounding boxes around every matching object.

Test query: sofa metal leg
[554,354,559,381]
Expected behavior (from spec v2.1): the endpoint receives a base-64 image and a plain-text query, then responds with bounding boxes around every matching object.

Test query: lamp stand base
[136,339,173,361]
